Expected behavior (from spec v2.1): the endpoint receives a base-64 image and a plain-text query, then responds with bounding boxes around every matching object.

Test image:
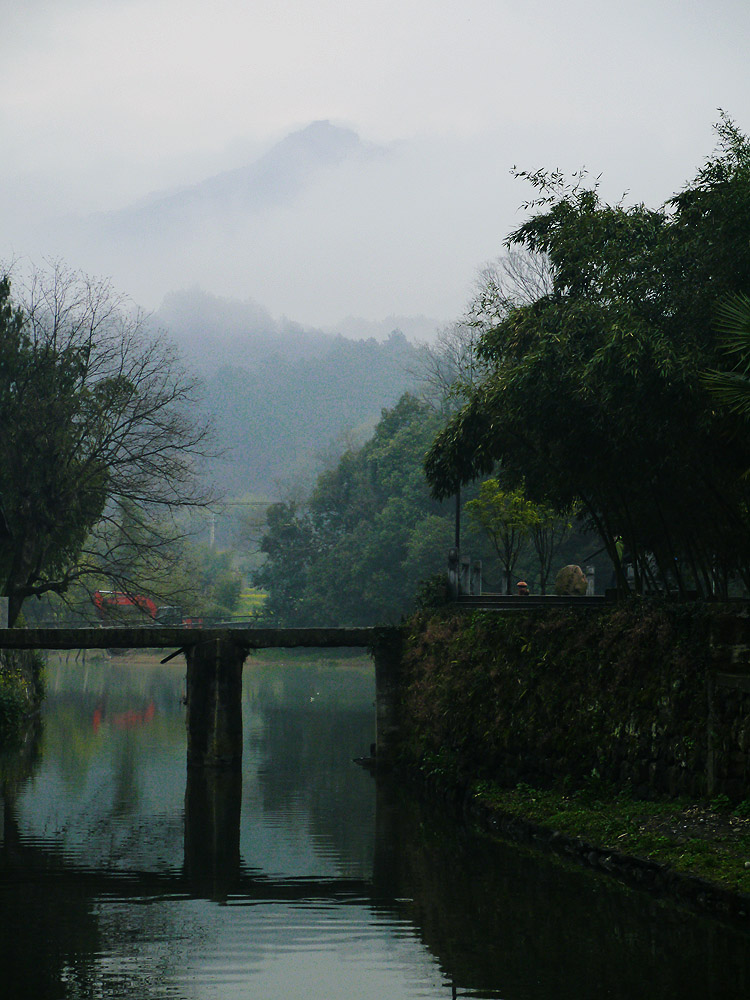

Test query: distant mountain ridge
[44,118,451,335]
[155,287,334,371]
[64,121,447,499]
[101,120,368,237]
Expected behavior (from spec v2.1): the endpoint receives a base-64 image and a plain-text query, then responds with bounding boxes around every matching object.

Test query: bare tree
[468,248,553,331]
[413,320,483,414]
[0,261,217,624]
[414,250,553,414]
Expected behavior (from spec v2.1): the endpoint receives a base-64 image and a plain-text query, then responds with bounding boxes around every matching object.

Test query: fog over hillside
[14,120,456,333]
[155,287,333,372]
[3,1,747,338]
[152,281,429,500]
[105,120,366,231]
[197,329,421,497]
[155,286,439,373]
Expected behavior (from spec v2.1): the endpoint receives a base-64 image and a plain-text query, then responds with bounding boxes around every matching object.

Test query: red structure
[93,590,159,621]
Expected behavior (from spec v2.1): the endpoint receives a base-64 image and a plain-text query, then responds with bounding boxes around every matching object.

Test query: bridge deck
[0,626,395,650]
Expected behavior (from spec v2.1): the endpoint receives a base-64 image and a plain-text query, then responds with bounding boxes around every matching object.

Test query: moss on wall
[398,601,742,799]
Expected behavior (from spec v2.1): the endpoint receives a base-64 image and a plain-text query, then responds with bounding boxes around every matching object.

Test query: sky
[2,0,750,330]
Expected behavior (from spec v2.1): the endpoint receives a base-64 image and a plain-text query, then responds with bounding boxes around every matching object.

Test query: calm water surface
[1,650,750,1000]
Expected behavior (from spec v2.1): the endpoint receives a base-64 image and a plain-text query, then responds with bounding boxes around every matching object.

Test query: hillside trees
[0,264,214,625]
[253,394,459,625]
[425,115,750,597]
[201,329,420,495]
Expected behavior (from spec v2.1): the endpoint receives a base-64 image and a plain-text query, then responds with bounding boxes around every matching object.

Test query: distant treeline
[252,393,604,626]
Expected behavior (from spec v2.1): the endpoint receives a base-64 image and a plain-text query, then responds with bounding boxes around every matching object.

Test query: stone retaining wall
[397,603,750,803]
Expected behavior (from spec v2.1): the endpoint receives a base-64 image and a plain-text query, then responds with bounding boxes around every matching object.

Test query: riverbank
[396,763,750,921]
[466,779,750,917]
[0,648,44,747]
[396,603,750,921]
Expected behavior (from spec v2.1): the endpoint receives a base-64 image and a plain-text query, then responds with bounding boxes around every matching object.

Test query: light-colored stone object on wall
[554,564,588,596]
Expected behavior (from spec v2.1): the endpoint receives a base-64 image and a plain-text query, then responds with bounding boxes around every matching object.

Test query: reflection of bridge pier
[184,766,242,899]
[0,626,404,770]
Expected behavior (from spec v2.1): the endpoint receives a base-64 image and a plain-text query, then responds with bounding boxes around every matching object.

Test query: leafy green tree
[0,264,214,625]
[253,501,318,625]
[253,395,456,625]
[465,482,534,594]
[426,116,750,598]
[703,293,750,416]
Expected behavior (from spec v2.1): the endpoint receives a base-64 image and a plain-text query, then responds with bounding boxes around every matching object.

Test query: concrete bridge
[0,626,403,769]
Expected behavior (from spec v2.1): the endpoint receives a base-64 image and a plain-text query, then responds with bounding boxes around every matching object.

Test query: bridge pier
[0,625,404,769]
[182,629,404,770]
[185,638,246,769]
[371,629,404,767]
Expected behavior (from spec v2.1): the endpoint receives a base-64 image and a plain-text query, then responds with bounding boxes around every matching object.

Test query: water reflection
[184,768,241,898]
[373,779,750,999]
[1,770,104,998]
[1,651,750,1000]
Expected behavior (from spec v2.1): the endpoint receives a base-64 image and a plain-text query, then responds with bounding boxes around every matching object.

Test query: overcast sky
[2,0,749,328]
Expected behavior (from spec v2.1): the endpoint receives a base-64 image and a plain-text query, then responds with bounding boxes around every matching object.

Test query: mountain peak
[278,119,362,153]
[107,120,367,231]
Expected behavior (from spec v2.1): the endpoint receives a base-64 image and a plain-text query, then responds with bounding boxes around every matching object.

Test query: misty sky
[2,0,749,329]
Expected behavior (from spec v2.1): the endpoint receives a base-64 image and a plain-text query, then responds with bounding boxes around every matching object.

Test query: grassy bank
[470,778,750,897]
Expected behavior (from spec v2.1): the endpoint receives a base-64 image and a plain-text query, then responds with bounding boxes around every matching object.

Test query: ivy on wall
[399,602,720,797]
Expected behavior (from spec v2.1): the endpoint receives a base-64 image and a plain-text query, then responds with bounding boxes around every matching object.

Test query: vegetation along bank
[0,647,44,748]
[396,602,750,916]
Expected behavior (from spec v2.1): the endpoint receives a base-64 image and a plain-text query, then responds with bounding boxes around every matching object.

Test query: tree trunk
[7,593,23,628]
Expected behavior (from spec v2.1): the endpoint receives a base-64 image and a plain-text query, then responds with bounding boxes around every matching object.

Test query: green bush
[0,648,44,746]
[0,676,26,740]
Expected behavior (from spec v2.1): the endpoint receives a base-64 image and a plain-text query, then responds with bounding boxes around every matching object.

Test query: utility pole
[454,487,461,550]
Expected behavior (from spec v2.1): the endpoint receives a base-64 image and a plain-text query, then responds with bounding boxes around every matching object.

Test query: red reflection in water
[92,700,156,732]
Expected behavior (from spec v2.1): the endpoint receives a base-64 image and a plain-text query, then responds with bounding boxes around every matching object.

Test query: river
[1,650,750,999]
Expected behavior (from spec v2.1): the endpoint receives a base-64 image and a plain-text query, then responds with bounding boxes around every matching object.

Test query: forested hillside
[251,117,750,622]
[252,394,456,625]
[201,330,421,494]
[250,389,606,626]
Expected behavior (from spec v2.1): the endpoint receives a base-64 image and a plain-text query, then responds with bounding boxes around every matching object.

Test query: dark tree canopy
[426,116,750,597]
